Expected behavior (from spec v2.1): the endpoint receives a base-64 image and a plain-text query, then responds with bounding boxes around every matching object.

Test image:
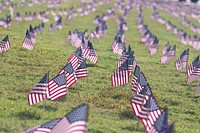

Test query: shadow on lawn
[121,126,144,132]
[17,110,41,120]
[0,127,10,133]
[38,105,58,112]
[119,110,135,120]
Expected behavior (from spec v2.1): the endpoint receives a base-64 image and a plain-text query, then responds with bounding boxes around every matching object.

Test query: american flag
[75,60,88,78]
[148,108,170,133]
[162,42,170,55]
[187,62,200,84]
[22,30,34,50]
[48,73,67,101]
[141,107,162,132]
[175,49,189,70]
[130,86,150,117]
[160,45,171,63]
[58,63,77,88]
[149,37,159,56]
[132,71,147,94]
[132,65,141,92]
[117,54,129,68]
[30,118,61,133]
[28,72,48,105]
[187,56,199,77]
[137,94,160,120]
[82,47,90,59]
[113,43,125,55]
[111,60,130,86]
[68,47,83,70]
[74,33,83,48]
[51,104,88,133]
[0,35,11,53]
[87,41,98,64]
[127,51,136,73]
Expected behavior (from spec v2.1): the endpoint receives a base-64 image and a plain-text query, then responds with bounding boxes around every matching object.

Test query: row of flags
[130,65,174,132]
[111,46,136,86]
[67,29,98,64]
[22,24,44,50]
[112,16,129,55]
[160,43,176,64]
[0,24,44,53]
[179,16,200,35]
[136,4,200,94]
[0,14,11,28]
[28,46,93,105]
[111,1,173,131]
[151,1,200,35]
[137,5,159,56]
[150,4,200,51]
[91,14,108,40]
[186,56,200,85]
[24,103,88,133]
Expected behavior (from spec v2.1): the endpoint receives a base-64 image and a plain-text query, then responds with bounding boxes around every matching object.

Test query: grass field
[0,0,200,133]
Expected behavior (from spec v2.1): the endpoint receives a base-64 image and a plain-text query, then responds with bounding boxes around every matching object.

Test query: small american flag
[51,104,88,133]
[132,65,141,92]
[58,63,77,88]
[175,49,189,70]
[0,35,11,53]
[22,30,34,50]
[187,56,199,77]
[160,45,171,63]
[68,47,83,70]
[75,59,88,78]
[130,86,150,117]
[187,63,200,84]
[31,118,61,133]
[28,72,49,105]
[133,71,147,94]
[149,37,159,56]
[87,41,98,64]
[137,95,160,120]
[148,108,169,133]
[48,73,67,101]
[162,42,170,55]
[111,59,130,86]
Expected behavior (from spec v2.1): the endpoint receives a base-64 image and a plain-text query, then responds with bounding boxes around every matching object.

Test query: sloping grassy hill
[0,0,200,133]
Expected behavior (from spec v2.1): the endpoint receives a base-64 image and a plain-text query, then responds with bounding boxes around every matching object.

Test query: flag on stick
[51,104,89,133]
[28,72,49,105]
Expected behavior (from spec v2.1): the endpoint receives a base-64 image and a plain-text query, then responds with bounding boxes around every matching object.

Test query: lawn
[0,0,200,133]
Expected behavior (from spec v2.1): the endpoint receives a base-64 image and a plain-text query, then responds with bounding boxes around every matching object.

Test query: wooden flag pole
[42,70,50,119]
[87,76,89,89]
[75,82,80,99]
[66,86,69,107]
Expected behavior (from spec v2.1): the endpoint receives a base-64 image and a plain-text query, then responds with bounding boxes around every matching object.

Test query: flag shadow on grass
[86,64,96,67]
[38,105,58,112]
[0,127,10,133]
[119,110,135,120]
[17,110,41,120]
[88,129,103,133]
[121,126,144,132]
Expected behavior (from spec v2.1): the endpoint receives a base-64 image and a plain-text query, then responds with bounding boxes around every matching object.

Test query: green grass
[0,1,200,133]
